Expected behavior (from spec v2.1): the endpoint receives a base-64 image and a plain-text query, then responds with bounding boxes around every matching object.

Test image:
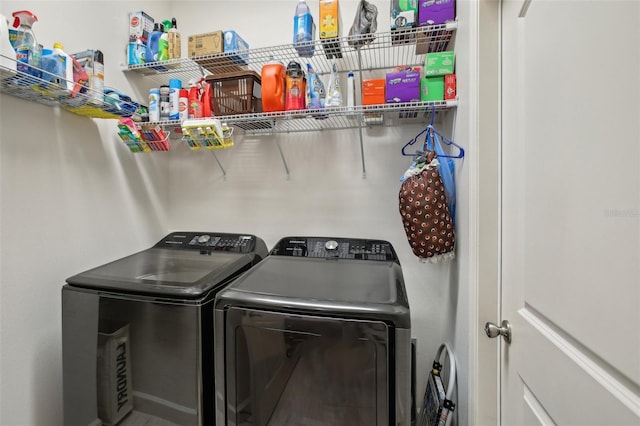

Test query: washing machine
[62,231,267,426]
[214,236,412,426]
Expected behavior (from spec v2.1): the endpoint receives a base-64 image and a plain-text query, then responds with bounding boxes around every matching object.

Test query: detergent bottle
[261,61,286,112]
[52,42,74,93]
[11,10,41,76]
[187,79,203,119]
[0,14,17,75]
[285,61,306,110]
[145,23,162,62]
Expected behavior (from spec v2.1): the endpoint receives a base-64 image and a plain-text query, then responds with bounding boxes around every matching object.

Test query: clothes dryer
[214,236,411,426]
[62,231,267,426]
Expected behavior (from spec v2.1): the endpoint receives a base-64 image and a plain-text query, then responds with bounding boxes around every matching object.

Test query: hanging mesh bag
[399,150,455,262]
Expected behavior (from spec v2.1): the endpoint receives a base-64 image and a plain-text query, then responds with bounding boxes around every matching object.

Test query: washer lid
[66,232,267,298]
[216,237,410,327]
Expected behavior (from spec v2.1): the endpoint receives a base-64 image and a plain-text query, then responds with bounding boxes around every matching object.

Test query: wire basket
[205,71,262,116]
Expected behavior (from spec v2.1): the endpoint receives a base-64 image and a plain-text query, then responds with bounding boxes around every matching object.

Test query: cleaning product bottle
[90,50,104,103]
[188,79,203,119]
[52,42,74,94]
[293,0,315,57]
[201,79,212,117]
[261,61,286,112]
[145,23,162,62]
[306,63,325,109]
[178,88,189,121]
[168,17,181,59]
[0,14,17,75]
[158,21,170,61]
[285,61,306,110]
[11,10,41,77]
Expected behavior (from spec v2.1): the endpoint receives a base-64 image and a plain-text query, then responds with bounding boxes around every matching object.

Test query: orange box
[362,79,386,105]
[319,0,340,39]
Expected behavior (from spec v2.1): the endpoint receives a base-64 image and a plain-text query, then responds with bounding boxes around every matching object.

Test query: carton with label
[421,76,445,101]
[129,11,154,45]
[386,68,421,103]
[418,0,455,26]
[391,0,417,30]
[424,51,455,76]
[320,0,343,59]
[362,79,386,105]
[188,31,223,57]
[223,31,249,65]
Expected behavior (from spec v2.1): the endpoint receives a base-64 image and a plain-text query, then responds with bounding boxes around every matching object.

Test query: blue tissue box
[223,31,249,65]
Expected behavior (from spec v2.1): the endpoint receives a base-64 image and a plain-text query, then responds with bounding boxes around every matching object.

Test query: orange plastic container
[261,63,286,112]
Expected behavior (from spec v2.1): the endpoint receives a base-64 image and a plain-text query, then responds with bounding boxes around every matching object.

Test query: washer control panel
[270,237,397,261]
[155,232,256,253]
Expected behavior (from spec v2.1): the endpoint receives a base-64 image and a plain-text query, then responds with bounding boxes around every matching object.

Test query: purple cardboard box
[386,69,421,103]
[418,0,455,26]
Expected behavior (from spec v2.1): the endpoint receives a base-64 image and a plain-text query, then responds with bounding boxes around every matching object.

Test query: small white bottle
[347,71,356,110]
[52,42,74,93]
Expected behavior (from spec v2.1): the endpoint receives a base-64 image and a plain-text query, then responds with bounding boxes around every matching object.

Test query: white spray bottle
[0,13,17,75]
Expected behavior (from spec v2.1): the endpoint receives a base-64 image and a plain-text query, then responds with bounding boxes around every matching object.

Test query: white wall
[0,2,172,425]
[0,1,476,425]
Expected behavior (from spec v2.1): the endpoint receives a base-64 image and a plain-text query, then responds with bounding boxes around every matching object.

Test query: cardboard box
[391,0,417,30]
[320,0,340,39]
[362,79,386,105]
[444,74,456,100]
[418,0,456,26]
[386,69,421,103]
[129,11,154,44]
[223,31,249,65]
[97,323,133,426]
[320,0,343,59]
[421,76,445,101]
[424,51,455,76]
[168,31,181,59]
[188,31,223,57]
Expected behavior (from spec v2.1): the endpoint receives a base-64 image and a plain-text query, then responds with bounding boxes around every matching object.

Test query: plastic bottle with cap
[0,14,17,74]
[52,42,74,93]
[11,10,41,76]
[158,21,169,61]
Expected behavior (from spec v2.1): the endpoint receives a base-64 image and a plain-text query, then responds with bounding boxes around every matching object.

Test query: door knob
[485,320,512,344]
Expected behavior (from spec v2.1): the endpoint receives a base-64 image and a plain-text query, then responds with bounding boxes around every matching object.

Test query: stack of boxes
[188,30,249,66]
[422,51,456,101]
[391,0,456,30]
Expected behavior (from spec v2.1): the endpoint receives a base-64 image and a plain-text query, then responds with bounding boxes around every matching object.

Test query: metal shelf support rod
[210,150,227,178]
[274,139,290,178]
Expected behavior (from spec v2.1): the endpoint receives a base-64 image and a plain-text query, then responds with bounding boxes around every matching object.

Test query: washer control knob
[325,240,339,251]
[197,235,211,244]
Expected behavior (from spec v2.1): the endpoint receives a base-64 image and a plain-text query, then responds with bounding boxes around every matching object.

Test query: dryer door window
[224,307,390,426]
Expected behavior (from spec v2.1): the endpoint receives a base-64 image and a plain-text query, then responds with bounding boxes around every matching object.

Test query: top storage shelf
[124,24,457,84]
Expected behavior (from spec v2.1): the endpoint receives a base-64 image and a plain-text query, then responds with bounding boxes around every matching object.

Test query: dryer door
[224,307,390,426]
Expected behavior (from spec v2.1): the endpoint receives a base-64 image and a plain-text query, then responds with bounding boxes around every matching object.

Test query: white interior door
[500,0,640,424]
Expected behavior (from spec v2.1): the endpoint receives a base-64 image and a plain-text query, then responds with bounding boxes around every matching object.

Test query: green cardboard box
[424,51,455,77]
[421,76,445,101]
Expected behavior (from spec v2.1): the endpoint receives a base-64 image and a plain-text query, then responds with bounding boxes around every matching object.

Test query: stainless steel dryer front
[214,236,411,426]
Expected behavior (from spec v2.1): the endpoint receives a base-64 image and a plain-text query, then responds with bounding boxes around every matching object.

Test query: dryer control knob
[325,240,339,251]
[197,235,211,244]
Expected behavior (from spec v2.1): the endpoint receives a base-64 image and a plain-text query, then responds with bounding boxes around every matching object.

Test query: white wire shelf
[124,24,457,84]
[0,54,140,119]
[142,100,457,138]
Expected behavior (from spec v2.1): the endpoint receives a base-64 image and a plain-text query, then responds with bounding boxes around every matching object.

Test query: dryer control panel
[155,232,257,253]
[270,237,398,262]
